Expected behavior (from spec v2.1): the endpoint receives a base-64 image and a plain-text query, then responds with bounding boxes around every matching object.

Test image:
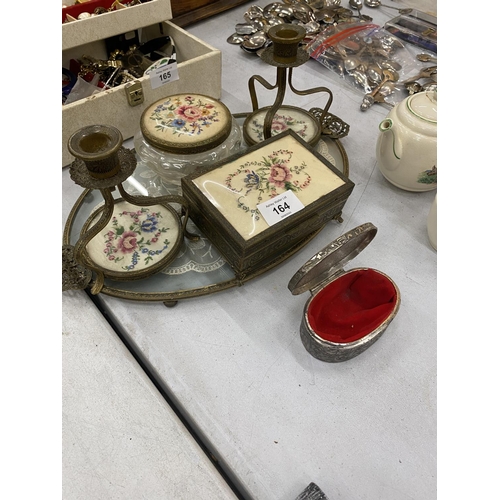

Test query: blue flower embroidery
[244,171,260,189]
[141,216,158,233]
[172,119,186,128]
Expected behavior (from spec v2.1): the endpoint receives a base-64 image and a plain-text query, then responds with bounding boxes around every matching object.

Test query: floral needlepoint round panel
[85,200,180,278]
[140,94,233,155]
[243,105,320,146]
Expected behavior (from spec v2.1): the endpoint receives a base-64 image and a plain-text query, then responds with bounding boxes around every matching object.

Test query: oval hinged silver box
[288,222,401,362]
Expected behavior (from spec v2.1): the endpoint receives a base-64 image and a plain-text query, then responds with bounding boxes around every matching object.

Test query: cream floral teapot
[376,90,437,192]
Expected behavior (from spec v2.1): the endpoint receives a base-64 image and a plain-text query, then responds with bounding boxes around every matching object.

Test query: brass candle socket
[267,24,306,65]
[67,124,123,179]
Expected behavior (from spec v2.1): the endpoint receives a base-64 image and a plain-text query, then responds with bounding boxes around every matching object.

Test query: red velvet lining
[307,269,397,343]
[62,0,116,22]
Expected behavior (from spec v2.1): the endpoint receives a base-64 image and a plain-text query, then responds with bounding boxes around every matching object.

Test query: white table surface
[62,2,437,499]
[62,290,238,500]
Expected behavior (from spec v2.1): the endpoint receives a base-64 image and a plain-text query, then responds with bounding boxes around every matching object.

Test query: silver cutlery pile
[227,1,437,110]
[227,1,365,54]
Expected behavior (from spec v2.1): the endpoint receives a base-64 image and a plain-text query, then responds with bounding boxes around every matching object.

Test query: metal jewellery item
[364,0,412,14]
[360,68,398,111]
[295,482,329,500]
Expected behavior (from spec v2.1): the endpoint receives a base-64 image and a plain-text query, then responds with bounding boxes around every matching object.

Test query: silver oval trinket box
[288,222,401,362]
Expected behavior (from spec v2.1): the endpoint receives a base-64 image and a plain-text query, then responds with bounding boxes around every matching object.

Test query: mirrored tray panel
[63,122,349,304]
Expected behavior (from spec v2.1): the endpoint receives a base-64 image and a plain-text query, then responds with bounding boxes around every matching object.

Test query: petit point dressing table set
[62,0,437,498]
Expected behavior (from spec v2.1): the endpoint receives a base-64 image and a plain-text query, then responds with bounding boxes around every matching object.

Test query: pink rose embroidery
[268,163,292,188]
[272,120,288,132]
[177,105,203,121]
[117,231,138,254]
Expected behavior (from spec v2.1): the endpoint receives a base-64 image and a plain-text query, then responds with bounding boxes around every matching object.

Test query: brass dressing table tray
[63,119,349,305]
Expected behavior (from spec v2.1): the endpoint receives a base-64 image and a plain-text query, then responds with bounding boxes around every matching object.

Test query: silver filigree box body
[288,222,401,362]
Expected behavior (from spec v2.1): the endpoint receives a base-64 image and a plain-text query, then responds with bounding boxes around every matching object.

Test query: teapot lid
[407,90,437,123]
[288,222,377,295]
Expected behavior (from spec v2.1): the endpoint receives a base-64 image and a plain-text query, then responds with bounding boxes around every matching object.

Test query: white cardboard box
[62,0,173,51]
[62,2,222,167]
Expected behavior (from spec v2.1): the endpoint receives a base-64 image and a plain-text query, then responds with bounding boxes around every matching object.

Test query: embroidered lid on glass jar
[288,222,401,362]
[134,93,242,193]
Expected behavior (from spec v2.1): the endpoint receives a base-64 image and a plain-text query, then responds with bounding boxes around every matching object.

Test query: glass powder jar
[134,93,242,194]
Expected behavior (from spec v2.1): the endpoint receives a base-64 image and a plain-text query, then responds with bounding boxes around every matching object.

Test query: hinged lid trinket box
[181,130,355,280]
[288,222,401,362]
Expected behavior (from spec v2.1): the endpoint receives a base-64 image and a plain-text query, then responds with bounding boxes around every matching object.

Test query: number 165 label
[150,62,179,89]
[257,190,305,226]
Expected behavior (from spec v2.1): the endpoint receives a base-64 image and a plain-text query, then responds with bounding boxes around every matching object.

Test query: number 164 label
[257,190,305,226]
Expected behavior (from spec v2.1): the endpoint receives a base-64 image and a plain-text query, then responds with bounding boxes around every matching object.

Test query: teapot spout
[378,118,402,168]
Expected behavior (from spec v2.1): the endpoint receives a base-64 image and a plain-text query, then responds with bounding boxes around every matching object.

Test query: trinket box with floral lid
[181,130,354,280]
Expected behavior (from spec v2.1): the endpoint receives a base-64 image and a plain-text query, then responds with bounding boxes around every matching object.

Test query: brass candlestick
[62,124,196,295]
[243,24,349,147]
